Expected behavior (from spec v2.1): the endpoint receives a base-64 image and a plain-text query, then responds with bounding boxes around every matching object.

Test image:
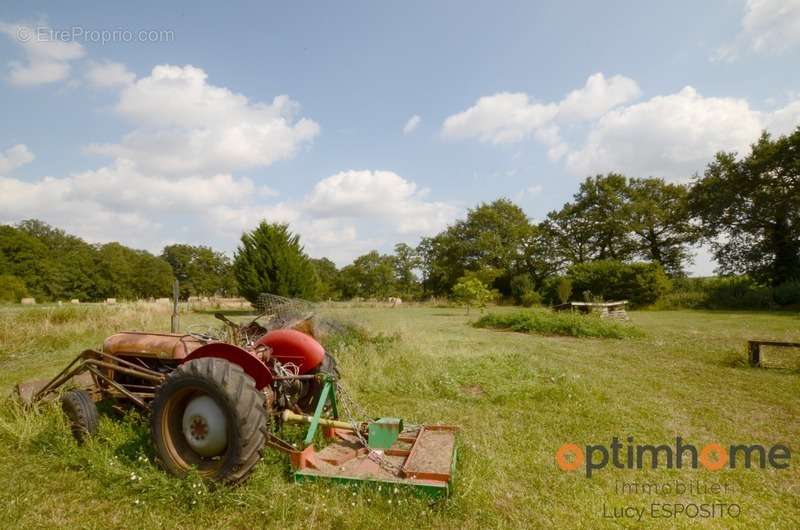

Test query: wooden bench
[747,340,800,367]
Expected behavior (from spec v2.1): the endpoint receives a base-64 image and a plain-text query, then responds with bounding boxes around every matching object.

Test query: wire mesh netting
[254,293,315,329]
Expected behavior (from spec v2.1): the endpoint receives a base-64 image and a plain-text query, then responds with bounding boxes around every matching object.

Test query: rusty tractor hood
[103,332,204,360]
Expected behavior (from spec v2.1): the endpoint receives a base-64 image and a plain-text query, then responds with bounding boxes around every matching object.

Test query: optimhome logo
[556,436,791,477]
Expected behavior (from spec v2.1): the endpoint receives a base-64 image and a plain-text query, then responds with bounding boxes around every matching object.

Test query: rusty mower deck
[269,379,458,498]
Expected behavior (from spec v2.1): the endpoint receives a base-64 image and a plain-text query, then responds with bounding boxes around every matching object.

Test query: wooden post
[748,341,760,367]
[171,279,180,333]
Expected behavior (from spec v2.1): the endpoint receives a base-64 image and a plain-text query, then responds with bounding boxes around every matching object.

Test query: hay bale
[105,298,117,305]
[20,297,36,305]
[388,296,403,307]
[155,297,170,304]
[70,299,80,304]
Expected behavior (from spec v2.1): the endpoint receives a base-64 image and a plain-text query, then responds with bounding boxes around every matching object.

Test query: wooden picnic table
[553,300,629,320]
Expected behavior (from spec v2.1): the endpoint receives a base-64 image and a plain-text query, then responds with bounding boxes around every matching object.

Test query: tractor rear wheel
[61,389,98,443]
[150,357,267,484]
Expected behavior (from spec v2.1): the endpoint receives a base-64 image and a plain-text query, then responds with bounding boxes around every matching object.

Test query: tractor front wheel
[150,357,267,484]
[61,389,98,443]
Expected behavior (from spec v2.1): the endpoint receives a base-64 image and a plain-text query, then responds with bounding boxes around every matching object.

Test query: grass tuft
[473,309,643,339]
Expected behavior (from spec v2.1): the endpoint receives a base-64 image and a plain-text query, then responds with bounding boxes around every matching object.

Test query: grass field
[0,303,798,529]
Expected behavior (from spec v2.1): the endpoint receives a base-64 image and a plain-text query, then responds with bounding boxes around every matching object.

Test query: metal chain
[335,381,404,475]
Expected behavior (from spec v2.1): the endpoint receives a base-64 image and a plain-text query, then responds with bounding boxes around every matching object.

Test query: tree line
[1,129,798,306]
[0,220,236,302]
[291,130,798,306]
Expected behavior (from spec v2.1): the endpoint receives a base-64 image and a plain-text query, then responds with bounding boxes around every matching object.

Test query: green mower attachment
[272,379,458,498]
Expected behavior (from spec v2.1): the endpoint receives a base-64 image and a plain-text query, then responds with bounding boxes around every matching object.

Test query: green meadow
[0,303,798,529]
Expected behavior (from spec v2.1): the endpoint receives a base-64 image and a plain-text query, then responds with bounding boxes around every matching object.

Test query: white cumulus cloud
[403,114,421,134]
[441,73,640,159]
[85,60,135,88]
[0,21,85,85]
[304,169,457,235]
[557,73,642,122]
[0,144,34,173]
[442,92,558,144]
[0,59,455,263]
[0,162,456,264]
[716,0,800,61]
[566,87,800,180]
[87,64,320,174]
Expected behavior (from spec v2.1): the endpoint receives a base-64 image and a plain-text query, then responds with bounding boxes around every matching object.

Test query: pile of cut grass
[473,309,642,339]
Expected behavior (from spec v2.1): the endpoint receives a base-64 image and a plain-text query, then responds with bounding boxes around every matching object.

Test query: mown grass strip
[473,309,643,339]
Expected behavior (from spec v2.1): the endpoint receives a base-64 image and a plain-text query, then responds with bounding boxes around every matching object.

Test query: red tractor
[18,313,458,496]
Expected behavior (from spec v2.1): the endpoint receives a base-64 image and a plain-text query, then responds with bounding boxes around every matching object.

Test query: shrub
[452,276,494,313]
[509,274,541,306]
[650,290,708,310]
[474,309,642,339]
[0,274,28,302]
[557,277,572,304]
[521,290,542,307]
[704,276,773,309]
[774,280,800,306]
[567,260,671,307]
[509,274,534,305]
[652,276,775,310]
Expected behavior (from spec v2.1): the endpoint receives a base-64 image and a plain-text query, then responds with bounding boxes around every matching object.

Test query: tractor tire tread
[61,389,98,443]
[150,357,266,485]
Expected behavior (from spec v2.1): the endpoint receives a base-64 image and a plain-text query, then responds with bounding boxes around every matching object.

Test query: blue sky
[1,1,799,273]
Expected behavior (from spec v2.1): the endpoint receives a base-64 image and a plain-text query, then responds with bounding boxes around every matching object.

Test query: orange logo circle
[556,443,584,471]
[699,443,728,471]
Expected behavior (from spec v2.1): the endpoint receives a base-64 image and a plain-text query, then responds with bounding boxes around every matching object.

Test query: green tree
[1,220,174,301]
[94,243,173,300]
[628,178,698,276]
[519,223,565,286]
[420,199,534,296]
[544,174,637,266]
[338,251,397,299]
[15,219,99,300]
[310,257,340,300]
[0,274,28,302]
[0,224,51,299]
[162,244,234,299]
[233,222,317,304]
[451,276,494,313]
[539,204,594,266]
[690,130,800,285]
[567,260,671,307]
[393,243,422,299]
[134,252,174,299]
